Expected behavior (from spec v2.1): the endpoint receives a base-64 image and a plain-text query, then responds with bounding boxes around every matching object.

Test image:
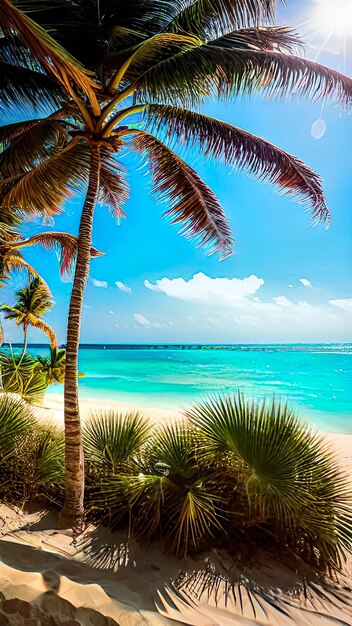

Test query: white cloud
[145,272,264,306]
[115,281,132,293]
[329,298,352,312]
[109,310,114,315]
[299,278,313,288]
[92,278,108,288]
[288,284,293,288]
[142,272,351,341]
[133,313,151,327]
[273,296,292,307]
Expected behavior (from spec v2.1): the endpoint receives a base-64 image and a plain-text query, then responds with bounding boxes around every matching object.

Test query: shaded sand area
[0,393,350,625]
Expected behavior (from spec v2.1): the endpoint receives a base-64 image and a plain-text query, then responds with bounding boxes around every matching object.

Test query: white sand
[0,393,350,626]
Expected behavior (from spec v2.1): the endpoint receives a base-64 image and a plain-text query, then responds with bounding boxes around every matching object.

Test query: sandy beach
[0,393,350,625]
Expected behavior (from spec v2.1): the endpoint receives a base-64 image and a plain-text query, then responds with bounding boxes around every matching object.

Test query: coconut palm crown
[1,0,352,528]
[1,277,58,355]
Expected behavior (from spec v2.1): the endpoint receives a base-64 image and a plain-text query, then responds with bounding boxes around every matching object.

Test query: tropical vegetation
[0,277,65,398]
[1,0,352,529]
[0,392,350,573]
[1,277,58,355]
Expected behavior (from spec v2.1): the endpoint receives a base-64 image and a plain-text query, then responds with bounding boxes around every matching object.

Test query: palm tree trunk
[58,144,101,530]
[19,326,28,364]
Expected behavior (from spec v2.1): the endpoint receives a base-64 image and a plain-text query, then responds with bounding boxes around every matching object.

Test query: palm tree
[1,0,352,528]
[1,277,58,356]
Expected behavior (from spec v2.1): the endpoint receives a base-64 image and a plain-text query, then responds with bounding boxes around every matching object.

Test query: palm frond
[0,58,62,112]
[0,0,97,96]
[2,255,43,282]
[99,148,129,220]
[0,304,25,323]
[210,26,304,54]
[27,313,58,349]
[136,45,352,108]
[84,409,151,470]
[0,119,70,178]
[131,133,233,258]
[14,231,104,277]
[145,105,329,224]
[0,118,45,144]
[0,140,90,219]
[169,0,278,37]
[105,32,201,82]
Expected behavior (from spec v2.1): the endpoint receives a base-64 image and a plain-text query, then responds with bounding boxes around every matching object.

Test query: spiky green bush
[186,393,352,569]
[0,394,64,504]
[0,393,34,461]
[0,393,350,571]
[13,426,65,503]
[125,421,224,555]
[84,410,150,474]
[86,417,224,555]
[83,410,151,522]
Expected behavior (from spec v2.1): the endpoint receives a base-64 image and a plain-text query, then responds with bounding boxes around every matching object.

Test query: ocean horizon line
[4,341,352,351]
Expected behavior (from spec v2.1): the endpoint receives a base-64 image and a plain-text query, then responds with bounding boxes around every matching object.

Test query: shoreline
[38,393,352,480]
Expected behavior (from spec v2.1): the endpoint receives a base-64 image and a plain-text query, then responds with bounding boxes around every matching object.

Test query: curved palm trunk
[19,325,28,365]
[58,144,101,530]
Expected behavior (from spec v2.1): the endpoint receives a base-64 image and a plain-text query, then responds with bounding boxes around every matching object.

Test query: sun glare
[314,0,352,36]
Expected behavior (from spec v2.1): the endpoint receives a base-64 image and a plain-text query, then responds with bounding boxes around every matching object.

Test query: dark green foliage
[9,425,64,503]
[0,351,47,400]
[83,396,352,569]
[0,393,34,461]
[0,392,350,571]
[84,409,150,474]
[86,419,223,555]
[84,410,151,524]
[186,393,352,569]
[0,394,64,504]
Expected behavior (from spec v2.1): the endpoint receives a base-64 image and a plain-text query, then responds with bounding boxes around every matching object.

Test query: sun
[314,0,352,36]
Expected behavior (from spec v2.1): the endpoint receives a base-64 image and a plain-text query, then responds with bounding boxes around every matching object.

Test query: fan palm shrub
[0,393,34,460]
[0,393,34,495]
[2,422,65,505]
[12,425,65,504]
[0,394,64,505]
[2,0,352,527]
[187,394,352,570]
[83,410,151,522]
[89,419,225,555]
[84,410,151,474]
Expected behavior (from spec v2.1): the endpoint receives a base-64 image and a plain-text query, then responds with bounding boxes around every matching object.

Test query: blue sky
[2,0,352,344]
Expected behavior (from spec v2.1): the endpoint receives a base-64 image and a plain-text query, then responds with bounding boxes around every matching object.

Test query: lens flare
[314,0,352,36]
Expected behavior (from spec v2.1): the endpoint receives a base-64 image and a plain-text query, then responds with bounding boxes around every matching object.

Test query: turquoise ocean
[31,343,352,434]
